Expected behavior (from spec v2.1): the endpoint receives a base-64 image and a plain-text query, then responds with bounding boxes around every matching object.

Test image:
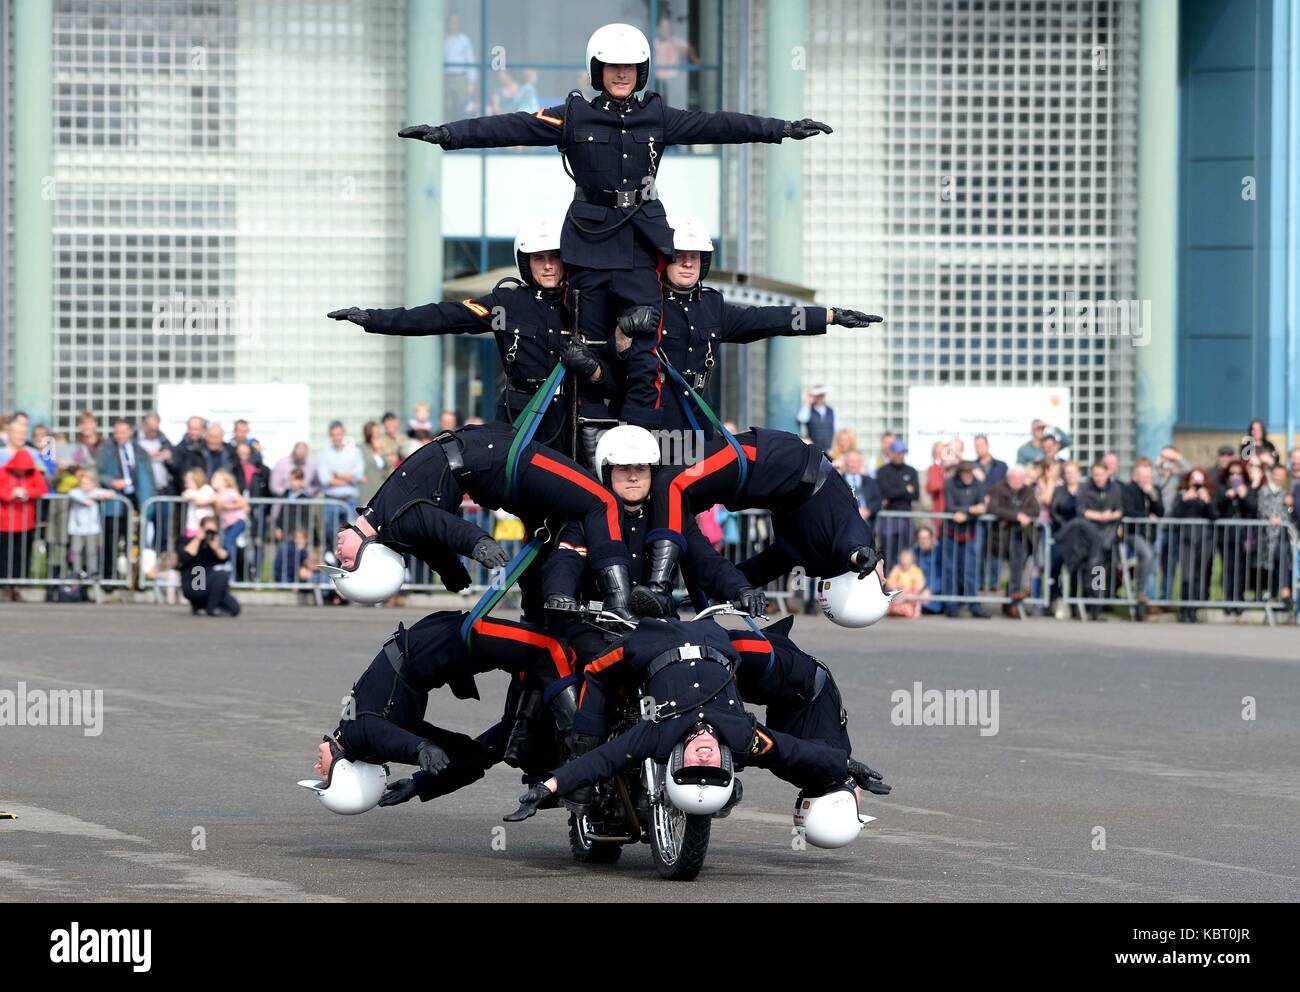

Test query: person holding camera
[178,513,241,617]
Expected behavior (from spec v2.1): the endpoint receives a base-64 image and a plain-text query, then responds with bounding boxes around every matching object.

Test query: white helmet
[593,424,660,486]
[318,524,407,605]
[586,23,651,93]
[793,784,876,849]
[667,214,714,282]
[298,749,388,816]
[665,725,735,815]
[816,569,897,628]
[513,214,565,285]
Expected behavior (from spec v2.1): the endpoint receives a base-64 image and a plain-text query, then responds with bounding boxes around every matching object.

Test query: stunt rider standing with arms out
[327,215,618,460]
[616,214,882,440]
[398,22,833,429]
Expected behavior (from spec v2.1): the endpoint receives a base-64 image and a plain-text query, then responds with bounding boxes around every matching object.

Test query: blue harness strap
[657,349,748,499]
[460,536,544,644]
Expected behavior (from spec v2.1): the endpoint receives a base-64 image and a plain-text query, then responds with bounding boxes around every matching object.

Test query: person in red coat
[0,448,49,598]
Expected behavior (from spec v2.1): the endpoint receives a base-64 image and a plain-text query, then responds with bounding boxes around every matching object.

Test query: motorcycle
[557,602,763,881]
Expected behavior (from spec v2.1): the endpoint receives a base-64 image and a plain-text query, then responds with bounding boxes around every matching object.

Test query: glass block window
[782,0,1140,467]
[49,0,407,447]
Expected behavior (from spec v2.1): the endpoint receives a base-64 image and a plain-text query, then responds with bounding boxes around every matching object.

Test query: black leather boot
[630,539,681,617]
[548,684,579,737]
[502,689,543,768]
[561,733,603,813]
[597,563,634,620]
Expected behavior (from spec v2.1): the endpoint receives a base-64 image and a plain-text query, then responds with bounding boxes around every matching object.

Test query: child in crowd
[274,527,311,585]
[67,467,113,581]
[913,524,944,614]
[407,401,434,439]
[886,547,929,619]
[211,469,249,570]
[181,468,216,538]
[145,550,182,605]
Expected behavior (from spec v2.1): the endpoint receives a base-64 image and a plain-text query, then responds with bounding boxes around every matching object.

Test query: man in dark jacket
[876,439,920,567]
[314,609,582,810]
[167,416,209,491]
[398,22,831,415]
[503,616,876,821]
[1079,460,1124,618]
[1121,458,1163,614]
[941,461,989,617]
[987,464,1039,616]
[95,418,157,582]
[637,427,880,616]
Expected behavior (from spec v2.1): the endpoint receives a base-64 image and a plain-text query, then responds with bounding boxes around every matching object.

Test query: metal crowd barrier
[1054,516,1300,625]
[870,509,1053,618]
[0,492,138,600]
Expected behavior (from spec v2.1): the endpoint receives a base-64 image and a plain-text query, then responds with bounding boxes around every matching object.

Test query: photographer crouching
[179,513,241,617]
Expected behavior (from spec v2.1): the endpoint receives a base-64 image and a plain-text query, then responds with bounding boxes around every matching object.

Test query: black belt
[435,433,466,475]
[646,644,733,679]
[576,185,645,210]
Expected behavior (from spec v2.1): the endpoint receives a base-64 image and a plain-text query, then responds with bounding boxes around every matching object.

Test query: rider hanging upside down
[328,420,635,619]
[631,426,883,616]
[503,616,868,823]
[303,610,580,815]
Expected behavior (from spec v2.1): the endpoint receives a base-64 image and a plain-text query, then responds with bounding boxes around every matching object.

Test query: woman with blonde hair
[828,428,857,472]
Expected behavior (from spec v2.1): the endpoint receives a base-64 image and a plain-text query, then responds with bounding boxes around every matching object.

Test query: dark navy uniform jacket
[646,286,829,438]
[738,467,874,585]
[553,617,848,795]
[335,610,576,800]
[363,278,618,435]
[543,503,747,611]
[440,92,785,269]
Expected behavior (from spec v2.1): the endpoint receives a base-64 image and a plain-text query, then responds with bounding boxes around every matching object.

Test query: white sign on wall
[907,386,1071,467]
[156,383,311,468]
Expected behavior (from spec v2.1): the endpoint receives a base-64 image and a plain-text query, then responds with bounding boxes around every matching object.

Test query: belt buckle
[678,644,702,660]
[617,189,636,209]
[691,371,707,390]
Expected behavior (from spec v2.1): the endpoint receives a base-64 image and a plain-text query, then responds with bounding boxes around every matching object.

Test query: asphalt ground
[1,603,1297,902]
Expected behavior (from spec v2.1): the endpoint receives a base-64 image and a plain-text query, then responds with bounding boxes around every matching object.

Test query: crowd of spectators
[0,401,474,611]
[3,397,1299,622]
[787,399,1300,622]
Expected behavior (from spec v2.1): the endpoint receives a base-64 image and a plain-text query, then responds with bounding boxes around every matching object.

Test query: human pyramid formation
[302,24,893,851]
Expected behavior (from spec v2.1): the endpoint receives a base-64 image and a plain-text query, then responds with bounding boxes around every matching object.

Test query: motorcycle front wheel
[649,800,710,881]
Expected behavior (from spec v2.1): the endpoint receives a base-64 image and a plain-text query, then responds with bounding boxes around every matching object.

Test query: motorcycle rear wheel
[650,801,710,881]
[568,811,623,865]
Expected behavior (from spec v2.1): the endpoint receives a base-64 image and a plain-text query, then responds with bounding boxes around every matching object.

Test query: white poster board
[156,383,311,467]
[907,386,1071,466]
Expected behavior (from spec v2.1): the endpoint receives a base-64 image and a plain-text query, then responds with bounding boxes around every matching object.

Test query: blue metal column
[404,0,443,419]
[763,0,805,432]
[13,0,54,424]
[1135,0,1178,457]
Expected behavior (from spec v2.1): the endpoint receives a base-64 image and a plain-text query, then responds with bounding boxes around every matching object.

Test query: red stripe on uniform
[472,618,572,678]
[528,452,622,541]
[668,443,740,531]
[586,646,624,675]
[535,109,563,126]
[729,638,771,655]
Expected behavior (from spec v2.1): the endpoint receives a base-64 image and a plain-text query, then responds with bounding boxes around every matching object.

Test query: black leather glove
[398,123,451,146]
[417,741,450,776]
[850,546,882,577]
[561,339,600,378]
[617,305,660,338]
[783,118,833,140]
[326,307,371,328]
[544,593,579,614]
[849,759,892,796]
[378,778,420,807]
[831,308,882,329]
[471,535,510,569]
[503,783,554,822]
[735,586,767,618]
